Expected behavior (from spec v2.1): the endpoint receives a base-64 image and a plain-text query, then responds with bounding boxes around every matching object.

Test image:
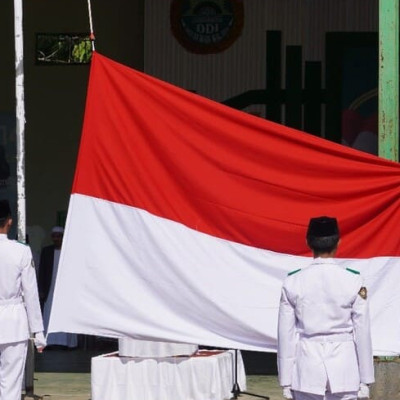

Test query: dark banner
[0,113,17,238]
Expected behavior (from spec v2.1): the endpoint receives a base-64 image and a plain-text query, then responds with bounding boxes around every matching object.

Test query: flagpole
[14,0,26,242]
[14,0,34,395]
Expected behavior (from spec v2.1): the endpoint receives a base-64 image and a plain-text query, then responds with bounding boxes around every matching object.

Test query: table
[118,338,198,357]
[91,349,246,400]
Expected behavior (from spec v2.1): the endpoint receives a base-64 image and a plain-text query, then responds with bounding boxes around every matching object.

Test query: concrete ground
[24,373,281,400]
[22,340,282,400]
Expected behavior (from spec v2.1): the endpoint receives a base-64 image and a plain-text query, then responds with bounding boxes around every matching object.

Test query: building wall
[144,0,378,104]
[0,0,144,251]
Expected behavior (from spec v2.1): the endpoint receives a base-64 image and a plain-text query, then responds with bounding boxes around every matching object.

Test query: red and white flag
[49,53,400,354]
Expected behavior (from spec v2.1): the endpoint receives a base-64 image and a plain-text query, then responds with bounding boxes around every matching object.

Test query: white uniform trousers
[293,389,358,400]
[0,340,28,400]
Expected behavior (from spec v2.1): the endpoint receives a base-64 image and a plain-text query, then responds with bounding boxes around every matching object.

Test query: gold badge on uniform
[358,287,367,299]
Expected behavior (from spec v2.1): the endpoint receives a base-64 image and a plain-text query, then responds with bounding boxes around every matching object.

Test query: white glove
[34,332,47,351]
[282,386,293,399]
[358,383,370,399]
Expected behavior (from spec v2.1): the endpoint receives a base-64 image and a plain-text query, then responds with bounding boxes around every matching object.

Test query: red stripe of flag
[73,52,400,258]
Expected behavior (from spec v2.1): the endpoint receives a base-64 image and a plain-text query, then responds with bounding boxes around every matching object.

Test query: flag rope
[87,0,96,51]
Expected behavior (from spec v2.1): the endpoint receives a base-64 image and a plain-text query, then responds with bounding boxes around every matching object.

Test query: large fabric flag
[49,52,400,354]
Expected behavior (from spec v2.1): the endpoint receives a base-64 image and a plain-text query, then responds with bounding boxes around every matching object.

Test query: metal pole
[379,0,399,162]
[14,0,26,240]
[87,0,96,51]
[14,0,34,396]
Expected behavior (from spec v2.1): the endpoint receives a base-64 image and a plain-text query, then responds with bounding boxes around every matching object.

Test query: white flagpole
[14,0,26,243]
[14,0,33,395]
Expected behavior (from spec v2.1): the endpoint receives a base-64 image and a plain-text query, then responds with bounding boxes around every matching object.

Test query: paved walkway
[24,373,281,400]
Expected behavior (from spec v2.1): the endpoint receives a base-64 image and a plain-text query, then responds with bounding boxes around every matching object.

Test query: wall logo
[171,0,244,54]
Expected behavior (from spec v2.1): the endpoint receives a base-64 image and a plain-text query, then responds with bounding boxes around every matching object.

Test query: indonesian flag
[48,53,400,354]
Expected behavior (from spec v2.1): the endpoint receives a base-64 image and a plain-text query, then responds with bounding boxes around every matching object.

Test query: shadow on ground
[36,336,278,375]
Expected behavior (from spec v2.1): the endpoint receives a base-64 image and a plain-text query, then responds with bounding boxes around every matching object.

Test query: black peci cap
[307,216,339,238]
[0,199,11,219]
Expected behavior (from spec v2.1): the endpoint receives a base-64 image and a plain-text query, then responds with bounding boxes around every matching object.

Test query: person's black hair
[0,216,11,228]
[307,234,339,256]
[0,199,11,228]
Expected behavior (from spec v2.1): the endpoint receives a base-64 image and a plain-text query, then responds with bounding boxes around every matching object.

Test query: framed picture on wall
[36,33,92,65]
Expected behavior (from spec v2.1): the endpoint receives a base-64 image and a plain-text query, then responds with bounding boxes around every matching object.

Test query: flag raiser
[48,52,400,354]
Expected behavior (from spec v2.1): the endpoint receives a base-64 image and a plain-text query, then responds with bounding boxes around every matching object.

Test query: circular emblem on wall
[171,0,244,54]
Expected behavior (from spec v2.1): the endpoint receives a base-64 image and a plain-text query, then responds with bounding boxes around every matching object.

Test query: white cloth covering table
[118,338,198,357]
[91,349,246,400]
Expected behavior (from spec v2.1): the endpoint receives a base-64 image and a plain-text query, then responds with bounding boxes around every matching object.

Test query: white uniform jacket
[0,234,44,344]
[277,258,374,395]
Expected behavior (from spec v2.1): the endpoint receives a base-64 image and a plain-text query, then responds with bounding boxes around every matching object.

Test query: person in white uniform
[277,216,374,400]
[0,199,46,400]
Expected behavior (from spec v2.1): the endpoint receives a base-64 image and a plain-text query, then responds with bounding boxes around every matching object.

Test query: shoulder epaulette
[346,267,360,275]
[288,268,301,276]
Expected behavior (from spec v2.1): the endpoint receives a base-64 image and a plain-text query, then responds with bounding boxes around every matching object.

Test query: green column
[379,0,399,162]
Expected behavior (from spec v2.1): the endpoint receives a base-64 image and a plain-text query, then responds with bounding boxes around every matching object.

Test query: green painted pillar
[379,0,399,162]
